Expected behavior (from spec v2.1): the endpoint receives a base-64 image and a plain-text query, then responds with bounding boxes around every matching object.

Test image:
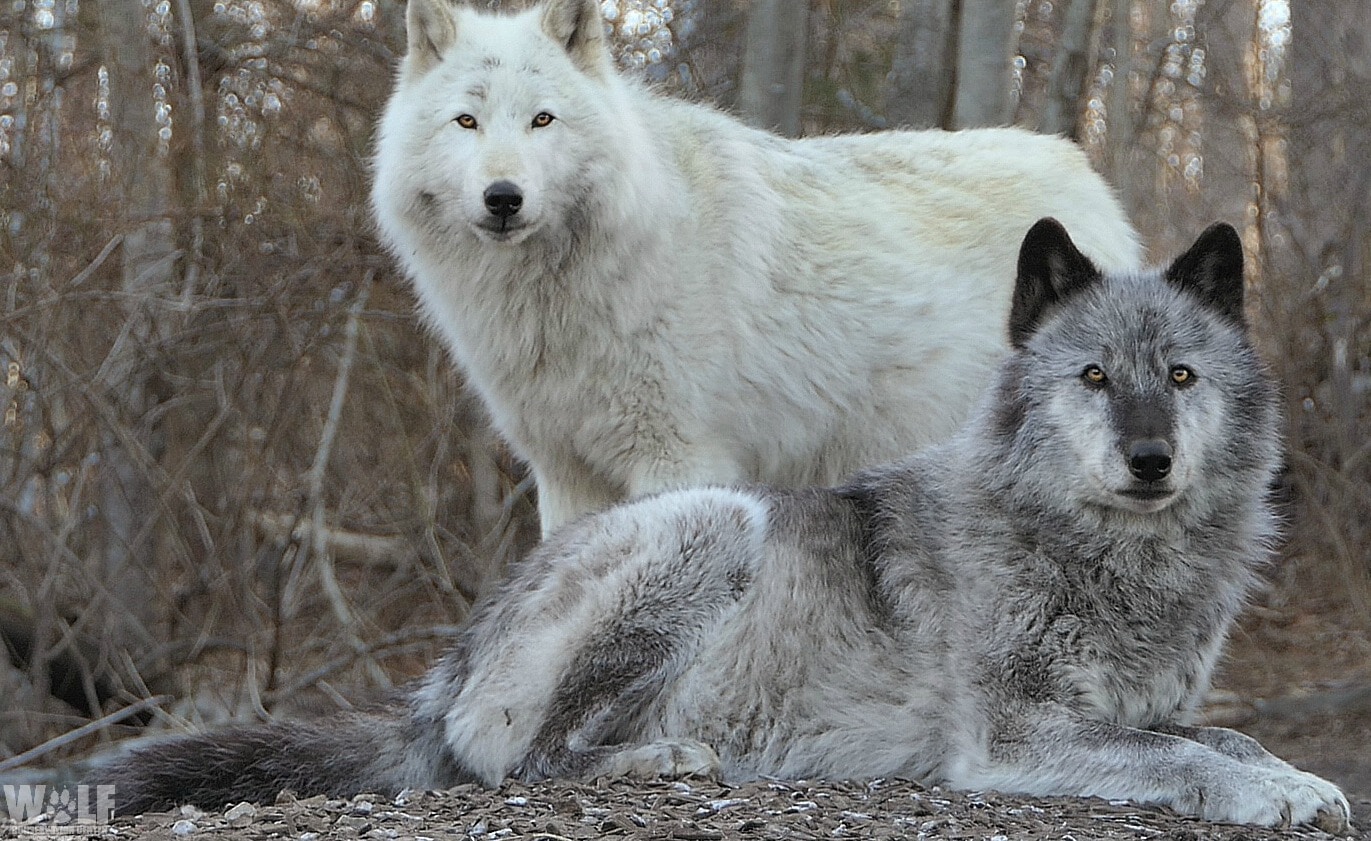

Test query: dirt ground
[26,776,1359,841]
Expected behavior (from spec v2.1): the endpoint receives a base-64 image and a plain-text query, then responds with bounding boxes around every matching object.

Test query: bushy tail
[87,706,465,815]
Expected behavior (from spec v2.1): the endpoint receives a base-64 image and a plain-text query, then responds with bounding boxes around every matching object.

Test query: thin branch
[263,625,462,704]
[175,0,209,307]
[0,696,170,773]
[300,273,386,684]
[68,235,124,288]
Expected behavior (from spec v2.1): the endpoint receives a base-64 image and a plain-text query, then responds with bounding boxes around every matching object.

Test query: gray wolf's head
[375,0,638,247]
[992,218,1280,517]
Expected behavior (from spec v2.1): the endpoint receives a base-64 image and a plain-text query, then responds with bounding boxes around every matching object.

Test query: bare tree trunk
[737,0,809,136]
[1103,0,1138,188]
[1,7,64,742]
[1283,0,1371,611]
[886,0,956,129]
[1288,2,1371,277]
[949,0,1017,129]
[1040,0,1099,137]
[94,0,179,651]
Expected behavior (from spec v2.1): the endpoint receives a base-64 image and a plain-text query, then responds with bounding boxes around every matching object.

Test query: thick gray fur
[88,221,1351,831]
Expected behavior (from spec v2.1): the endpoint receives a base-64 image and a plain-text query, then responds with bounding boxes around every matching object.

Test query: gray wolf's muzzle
[1127,438,1173,483]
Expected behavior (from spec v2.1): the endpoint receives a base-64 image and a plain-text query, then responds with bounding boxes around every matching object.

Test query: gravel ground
[6,775,1361,841]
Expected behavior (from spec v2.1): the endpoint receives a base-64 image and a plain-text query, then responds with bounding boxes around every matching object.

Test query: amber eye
[1171,365,1195,386]
[455,114,478,129]
[1083,365,1108,386]
[531,111,555,128]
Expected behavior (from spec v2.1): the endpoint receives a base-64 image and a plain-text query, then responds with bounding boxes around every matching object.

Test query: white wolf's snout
[477,179,527,237]
[467,174,540,243]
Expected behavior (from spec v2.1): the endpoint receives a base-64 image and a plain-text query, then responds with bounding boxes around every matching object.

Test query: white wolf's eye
[455,114,478,130]
[1170,365,1195,386]
[1082,365,1108,386]
[531,112,555,128]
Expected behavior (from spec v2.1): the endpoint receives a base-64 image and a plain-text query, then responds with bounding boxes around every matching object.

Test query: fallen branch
[0,696,170,773]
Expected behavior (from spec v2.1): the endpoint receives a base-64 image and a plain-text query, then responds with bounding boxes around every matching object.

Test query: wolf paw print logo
[46,788,76,824]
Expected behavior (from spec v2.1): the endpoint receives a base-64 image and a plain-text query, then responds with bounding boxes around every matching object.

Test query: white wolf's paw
[595,739,721,781]
[1198,767,1350,832]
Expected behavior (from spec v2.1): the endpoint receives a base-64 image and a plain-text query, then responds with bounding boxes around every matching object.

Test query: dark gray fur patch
[89,705,469,815]
[517,521,754,779]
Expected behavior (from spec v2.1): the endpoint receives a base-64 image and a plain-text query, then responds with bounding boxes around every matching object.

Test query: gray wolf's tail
[87,706,464,815]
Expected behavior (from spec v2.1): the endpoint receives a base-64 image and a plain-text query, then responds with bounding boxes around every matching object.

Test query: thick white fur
[372,0,1144,534]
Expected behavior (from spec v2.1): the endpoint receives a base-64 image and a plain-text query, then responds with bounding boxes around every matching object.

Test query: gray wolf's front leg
[1153,723,1294,770]
[959,710,1351,831]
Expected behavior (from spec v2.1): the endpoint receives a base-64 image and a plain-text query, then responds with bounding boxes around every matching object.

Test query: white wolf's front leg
[959,710,1352,831]
[532,449,744,537]
[532,461,624,536]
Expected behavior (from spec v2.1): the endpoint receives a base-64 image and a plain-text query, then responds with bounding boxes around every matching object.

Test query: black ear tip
[1021,217,1069,247]
[1010,217,1099,349]
[1182,221,1246,280]
[1027,216,1067,236]
[1198,222,1243,256]
[1017,217,1073,269]
[1165,222,1248,323]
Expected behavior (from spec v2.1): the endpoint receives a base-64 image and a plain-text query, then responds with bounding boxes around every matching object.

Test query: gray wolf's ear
[1009,217,1102,348]
[406,0,458,76]
[1164,223,1246,325]
[542,0,611,76]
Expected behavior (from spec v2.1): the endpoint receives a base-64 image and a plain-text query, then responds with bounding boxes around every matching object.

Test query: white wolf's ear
[1009,217,1102,348]
[541,0,611,77]
[406,0,458,76]
[1164,222,1246,325]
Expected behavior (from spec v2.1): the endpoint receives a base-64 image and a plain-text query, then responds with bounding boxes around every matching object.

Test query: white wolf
[91,220,1349,831]
[371,0,1143,534]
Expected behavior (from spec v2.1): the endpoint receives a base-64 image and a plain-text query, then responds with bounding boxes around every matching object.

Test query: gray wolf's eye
[531,112,555,128]
[1170,365,1196,386]
[455,114,478,129]
[1082,365,1108,386]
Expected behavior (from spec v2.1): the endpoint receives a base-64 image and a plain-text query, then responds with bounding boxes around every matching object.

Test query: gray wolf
[90,221,1350,831]
[371,0,1144,534]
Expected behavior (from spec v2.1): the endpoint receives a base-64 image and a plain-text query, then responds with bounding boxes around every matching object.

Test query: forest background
[0,0,1368,777]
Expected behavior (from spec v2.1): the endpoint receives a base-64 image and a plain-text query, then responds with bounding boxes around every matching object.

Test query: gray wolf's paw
[1192,767,1350,832]
[595,739,721,781]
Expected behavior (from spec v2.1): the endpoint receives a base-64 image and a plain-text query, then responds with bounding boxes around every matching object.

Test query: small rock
[702,798,746,814]
[171,818,197,836]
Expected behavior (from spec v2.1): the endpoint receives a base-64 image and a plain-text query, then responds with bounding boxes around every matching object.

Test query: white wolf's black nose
[1128,439,1173,482]
[483,181,523,218]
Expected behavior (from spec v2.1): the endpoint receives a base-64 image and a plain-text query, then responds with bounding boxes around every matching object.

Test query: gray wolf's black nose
[1128,439,1173,482]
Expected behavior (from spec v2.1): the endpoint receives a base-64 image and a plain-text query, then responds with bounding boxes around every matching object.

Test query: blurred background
[0,0,1367,775]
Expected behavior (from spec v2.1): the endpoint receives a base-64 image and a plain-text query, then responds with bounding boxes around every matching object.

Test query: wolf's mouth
[1120,485,1173,502]
[474,218,531,242]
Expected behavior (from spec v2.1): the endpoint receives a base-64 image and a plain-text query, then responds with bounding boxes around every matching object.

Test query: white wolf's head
[373,0,641,249]
[993,219,1280,518]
